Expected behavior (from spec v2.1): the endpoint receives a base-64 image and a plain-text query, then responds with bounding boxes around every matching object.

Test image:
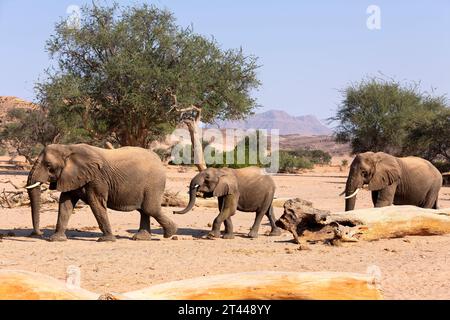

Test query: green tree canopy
[0,108,58,162]
[37,3,260,148]
[331,77,448,156]
[403,107,450,163]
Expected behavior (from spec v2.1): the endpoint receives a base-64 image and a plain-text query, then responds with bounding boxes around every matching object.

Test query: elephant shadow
[0,228,130,242]
[127,227,209,238]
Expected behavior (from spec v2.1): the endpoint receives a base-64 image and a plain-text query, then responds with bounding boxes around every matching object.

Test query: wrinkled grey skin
[27,144,177,242]
[174,167,281,239]
[345,152,442,211]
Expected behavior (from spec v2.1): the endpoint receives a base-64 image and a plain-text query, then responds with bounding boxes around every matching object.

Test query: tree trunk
[185,119,207,172]
[0,270,99,300]
[0,270,382,300]
[277,199,450,245]
[169,92,207,172]
[118,271,382,300]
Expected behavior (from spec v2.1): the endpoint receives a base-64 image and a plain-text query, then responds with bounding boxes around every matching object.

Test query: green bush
[290,149,332,165]
[209,131,268,169]
[278,151,313,173]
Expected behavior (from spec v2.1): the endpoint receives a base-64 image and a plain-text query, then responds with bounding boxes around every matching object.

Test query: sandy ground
[1,163,450,300]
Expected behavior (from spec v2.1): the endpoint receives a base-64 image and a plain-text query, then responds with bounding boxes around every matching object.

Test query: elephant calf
[343,152,443,211]
[174,167,282,239]
[26,144,177,242]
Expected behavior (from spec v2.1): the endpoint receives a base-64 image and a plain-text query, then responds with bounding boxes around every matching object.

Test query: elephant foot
[97,234,116,242]
[207,231,220,239]
[163,223,178,239]
[133,230,152,241]
[29,231,44,239]
[49,233,68,242]
[222,233,235,240]
[248,231,259,239]
[269,228,282,237]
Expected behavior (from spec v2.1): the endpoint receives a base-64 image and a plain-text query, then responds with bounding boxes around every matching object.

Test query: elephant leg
[144,194,177,238]
[223,218,234,239]
[266,205,282,236]
[209,195,237,238]
[49,192,78,242]
[375,184,397,208]
[132,211,152,241]
[153,212,177,238]
[422,189,440,209]
[88,195,116,242]
[371,191,379,207]
[248,210,265,238]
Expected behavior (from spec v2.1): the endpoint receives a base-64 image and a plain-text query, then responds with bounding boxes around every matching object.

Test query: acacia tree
[331,77,447,155]
[0,108,59,163]
[403,108,450,163]
[37,3,260,171]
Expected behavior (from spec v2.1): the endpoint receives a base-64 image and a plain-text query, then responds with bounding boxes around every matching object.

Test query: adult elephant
[25,144,177,242]
[343,152,442,211]
[174,167,281,239]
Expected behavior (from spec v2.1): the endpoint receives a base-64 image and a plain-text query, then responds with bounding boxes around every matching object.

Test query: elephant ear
[57,146,104,192]
[368,153,401,191]
[213,174,239,197]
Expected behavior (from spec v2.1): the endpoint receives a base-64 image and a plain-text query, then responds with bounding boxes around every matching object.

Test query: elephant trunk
[344,168,361,212]
[173,177,201,215]
[26,153,47,236]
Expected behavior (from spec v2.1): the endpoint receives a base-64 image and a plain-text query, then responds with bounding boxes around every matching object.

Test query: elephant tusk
[25,182,42,190]
[188,185,200,194]
[344,188,360,199]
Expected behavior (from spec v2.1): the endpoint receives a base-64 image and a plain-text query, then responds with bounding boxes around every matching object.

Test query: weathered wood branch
[117,271,382,300]
[0,270,382,300]
[0,270,99,300]
[276,198,450,246]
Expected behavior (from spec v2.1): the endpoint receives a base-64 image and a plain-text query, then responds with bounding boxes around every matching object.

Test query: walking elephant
[343,152,442,211]
[174,167,281,239]
[25,144,177,242]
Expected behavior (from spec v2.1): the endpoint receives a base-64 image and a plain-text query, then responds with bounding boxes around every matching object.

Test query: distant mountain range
[211,110,332,136]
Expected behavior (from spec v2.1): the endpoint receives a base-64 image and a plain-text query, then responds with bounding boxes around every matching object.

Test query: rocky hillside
[211,110,332,136]
[0,96,37,126]
[279,135,351,156]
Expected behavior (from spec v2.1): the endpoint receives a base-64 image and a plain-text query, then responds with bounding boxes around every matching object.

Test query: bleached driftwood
[115,271,382,300]
[326,206,450,241]
[276,198,450,245]
[0,180,60,208]
[0,270,98,300]
[0,270,382,300]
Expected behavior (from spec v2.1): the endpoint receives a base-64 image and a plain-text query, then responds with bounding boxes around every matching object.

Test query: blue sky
[0,1,449,122]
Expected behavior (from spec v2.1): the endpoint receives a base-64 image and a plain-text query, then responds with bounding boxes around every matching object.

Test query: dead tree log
[275,199,332,247]
[0,181,60,208]
[116,271,383,300]
[0,270,382,300]
[276,198,450,246]
[0,270,99,300]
